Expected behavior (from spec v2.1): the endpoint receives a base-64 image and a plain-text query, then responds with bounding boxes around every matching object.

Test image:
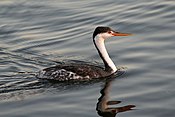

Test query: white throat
[94,34,117,73]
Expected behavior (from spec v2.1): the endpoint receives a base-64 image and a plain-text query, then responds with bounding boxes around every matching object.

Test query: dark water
[0,0,175,117]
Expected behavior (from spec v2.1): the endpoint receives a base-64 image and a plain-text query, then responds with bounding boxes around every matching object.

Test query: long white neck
[94,35,117,73]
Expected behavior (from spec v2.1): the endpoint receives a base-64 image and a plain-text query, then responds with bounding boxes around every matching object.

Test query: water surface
[0,0,175,117]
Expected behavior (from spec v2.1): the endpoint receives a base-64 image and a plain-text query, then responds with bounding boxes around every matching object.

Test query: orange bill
[112,32,132,36]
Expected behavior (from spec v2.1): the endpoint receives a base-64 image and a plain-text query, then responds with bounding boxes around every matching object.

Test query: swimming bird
[37,26,132,81]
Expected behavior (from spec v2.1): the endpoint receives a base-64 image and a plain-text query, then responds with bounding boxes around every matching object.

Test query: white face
[97,31,114,40]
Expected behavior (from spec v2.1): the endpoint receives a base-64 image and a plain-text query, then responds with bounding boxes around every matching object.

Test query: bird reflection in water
[96,78,135,117]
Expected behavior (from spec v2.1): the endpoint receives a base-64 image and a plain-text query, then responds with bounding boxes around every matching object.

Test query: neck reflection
[96,78,135,117]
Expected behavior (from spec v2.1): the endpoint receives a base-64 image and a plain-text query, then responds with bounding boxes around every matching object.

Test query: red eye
[108,31,112,34]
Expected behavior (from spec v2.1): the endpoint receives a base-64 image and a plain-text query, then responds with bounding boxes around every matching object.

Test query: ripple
[0,0,175,117]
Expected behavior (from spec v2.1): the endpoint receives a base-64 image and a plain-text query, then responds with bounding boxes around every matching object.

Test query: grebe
[37,26,131,81]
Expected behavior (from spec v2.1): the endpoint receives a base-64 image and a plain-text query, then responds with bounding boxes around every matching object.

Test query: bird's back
[37,64,111,81]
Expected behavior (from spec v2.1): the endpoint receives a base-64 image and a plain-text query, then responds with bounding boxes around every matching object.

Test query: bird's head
[93,26,132,40]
